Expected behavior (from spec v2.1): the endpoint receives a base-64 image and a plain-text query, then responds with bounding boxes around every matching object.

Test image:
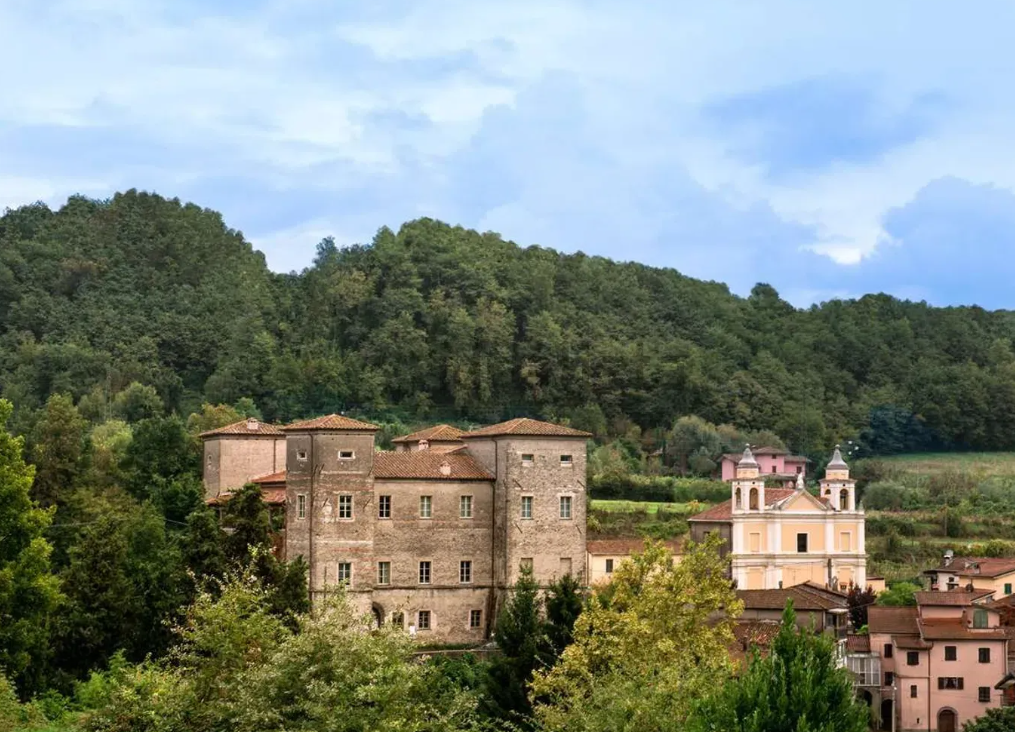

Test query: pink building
[719,446,808,485]
[852,591,1009,732]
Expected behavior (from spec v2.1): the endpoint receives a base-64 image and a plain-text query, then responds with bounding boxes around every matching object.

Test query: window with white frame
[460,560,472,584]
[297,449,307,461]
[559,496,573,519]
[560,454,573,467]
[338,494,353,519]
[419,495,432,518]
[338,450,354,460]
[521,496,533,519]
[297,494,307,520]
[377,561,390,585]
[378,495,391,519]
[521,453,534,466]
[418,561,431,584]
[337,562,351,584]
[417,610,431,630]
[460,495,473,518]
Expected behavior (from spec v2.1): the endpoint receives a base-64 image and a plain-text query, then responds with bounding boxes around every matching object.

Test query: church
[689,446,867,591]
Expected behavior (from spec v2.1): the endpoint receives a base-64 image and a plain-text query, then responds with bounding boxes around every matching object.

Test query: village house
[848,590,1010,732]
[924,553,1015,599]
[201,416,589,644]
[689,446,869,591]
[585,538,682,584]
[718,446,808,486]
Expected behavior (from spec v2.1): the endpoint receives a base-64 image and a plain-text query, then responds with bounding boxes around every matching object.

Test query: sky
[3,1,1015,308]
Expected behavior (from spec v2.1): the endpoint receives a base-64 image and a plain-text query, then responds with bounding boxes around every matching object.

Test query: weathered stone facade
[204,416,589,644]
[200,418,286,500]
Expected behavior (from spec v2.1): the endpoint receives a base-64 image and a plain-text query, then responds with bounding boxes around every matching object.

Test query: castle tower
[199,418,286,500]
[282,414,379,606]
[732,445,765,514]
[820,446,855,512]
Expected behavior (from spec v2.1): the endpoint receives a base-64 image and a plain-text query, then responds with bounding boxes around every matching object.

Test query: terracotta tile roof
[206,486,286,506]
[926,557,1015,578]
[586,538,683,555]
[461,418,591,438]
[868,606,920,635]
[915,590,994,607]
[688,488,799,522]
[199,418,284,437]
[738,582,848,612]
[392,424,465,443]
[250,471,286,485]
[918,619,1008,641]
[894,635,933,650]
[846,634,871,652]
[731,621,782,661]
[987,594,1015,611]
[282,414,379,432]
[373,451,494,481]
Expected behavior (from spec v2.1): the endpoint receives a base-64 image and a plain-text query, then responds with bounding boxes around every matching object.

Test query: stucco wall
[203,435,284,498]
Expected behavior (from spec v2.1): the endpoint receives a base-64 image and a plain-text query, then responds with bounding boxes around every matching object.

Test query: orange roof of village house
[373,451,494,481]
[461,418,591,439]
[392,424,465,443]
[199,418,285,437]
[925,557,1015,578]
[738,582,847,612]
[688,488,798,522]
[282,414,379,432]
[918,618,1009,641]
[586,538,684,556]
[206,486,287,506]
[914,590,995,607]
[868,606,920,635]
[250,471,286,485]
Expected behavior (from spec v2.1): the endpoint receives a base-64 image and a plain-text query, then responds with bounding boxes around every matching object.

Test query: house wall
[203,435,285,499]
[688,520,732,560]
[587,551,681,585]
[924,639,1006,731]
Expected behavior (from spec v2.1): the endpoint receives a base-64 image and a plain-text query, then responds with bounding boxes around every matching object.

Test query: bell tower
[820,445,855,511]
[731,446,765,514]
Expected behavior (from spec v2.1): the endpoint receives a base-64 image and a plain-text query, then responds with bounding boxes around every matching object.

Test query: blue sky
[3,1,1015,308]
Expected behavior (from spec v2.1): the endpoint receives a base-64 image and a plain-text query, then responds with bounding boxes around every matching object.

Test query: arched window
[840,489,849,510]
[735,487,742,509]
[749,488,759,510]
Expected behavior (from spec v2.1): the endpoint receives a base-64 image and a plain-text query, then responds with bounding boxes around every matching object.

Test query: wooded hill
[3,190,1014,455]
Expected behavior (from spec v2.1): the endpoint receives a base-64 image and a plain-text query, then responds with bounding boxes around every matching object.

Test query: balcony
[846,654,882,688]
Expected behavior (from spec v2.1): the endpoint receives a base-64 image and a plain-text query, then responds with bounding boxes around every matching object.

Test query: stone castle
[201,415,589,643]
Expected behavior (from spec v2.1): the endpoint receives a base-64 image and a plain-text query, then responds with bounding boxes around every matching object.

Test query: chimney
[246,417,259,431]
[943,549,954,567]
[418,439,429,451]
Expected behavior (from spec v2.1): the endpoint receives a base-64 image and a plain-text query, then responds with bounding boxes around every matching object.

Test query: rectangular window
[560,454,573,467]
[559,496,573,519]
[974,609,988,628]
[771,465,777,473]
[297,450,307,461]
[605,558,614,574]
[1006,583,1013,595]
[337,562,351,584]
[418,561,431,585]
[796,466,803,474]
[297,494,307,520]
[338,494,353,519]
[338,450,354,460]
[979,686,991,703]
[938,677,964,690]
[470,609,482,629]
[377,561,390,585]
[460,560,472,584]
[391,611,404,627]
[749,532,761,553]
[417,610,430,630]
[907,651,919,666]
[884,672,894,686]
[460,495,473,519]
[910,685,917,698]
[797,533,808,553]
[560,557,572,575]
[945,646,957,661]
[979,648,991,663]
[521,496,533,519]
[419,495,432,519]
[840,532,852,552]
[521,454,534,466]
[378,495,391,519]
[884,643,893,659]
[520,558,533,572]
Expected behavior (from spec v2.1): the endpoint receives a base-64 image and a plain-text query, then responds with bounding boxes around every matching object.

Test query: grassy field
[879,452,1015,477]
[590,499,708,514]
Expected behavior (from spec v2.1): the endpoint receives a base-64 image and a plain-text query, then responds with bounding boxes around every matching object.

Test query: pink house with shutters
[860,591,1009,732]
[719,446,808,485]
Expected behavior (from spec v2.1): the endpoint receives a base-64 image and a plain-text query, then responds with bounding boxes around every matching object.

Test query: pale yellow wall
[746,568,764,589]
[780,523,827,552]
[783,493,824,512]
[969,572,1015,597]
[868,577,886,592]
[835,522,859,551]
[783,563,827,586]
[587,552,680,584]
[740,524,768,553]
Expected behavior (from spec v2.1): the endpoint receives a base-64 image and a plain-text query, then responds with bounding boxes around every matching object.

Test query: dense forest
[4,190,1015,459]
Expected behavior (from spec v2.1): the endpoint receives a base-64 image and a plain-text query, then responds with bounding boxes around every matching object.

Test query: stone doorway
[938,709,957,732]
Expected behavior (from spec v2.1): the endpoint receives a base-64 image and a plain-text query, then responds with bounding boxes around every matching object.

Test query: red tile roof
[688,488,799,522]
[250,471,286,485]
[199,419,284,437]
[731,621,782,661]
[373,451,494,481]
[461,418,591,438]
[206,486,286,506]
[915,590,994,607]
[282,414,379,431]
[926,557,1015,578]
[868,606,920,635]
[918,619,1008,641]
[392,424,465,443]
[586,538,684,555]
[738,582,848,612]
[846,634,871,652]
